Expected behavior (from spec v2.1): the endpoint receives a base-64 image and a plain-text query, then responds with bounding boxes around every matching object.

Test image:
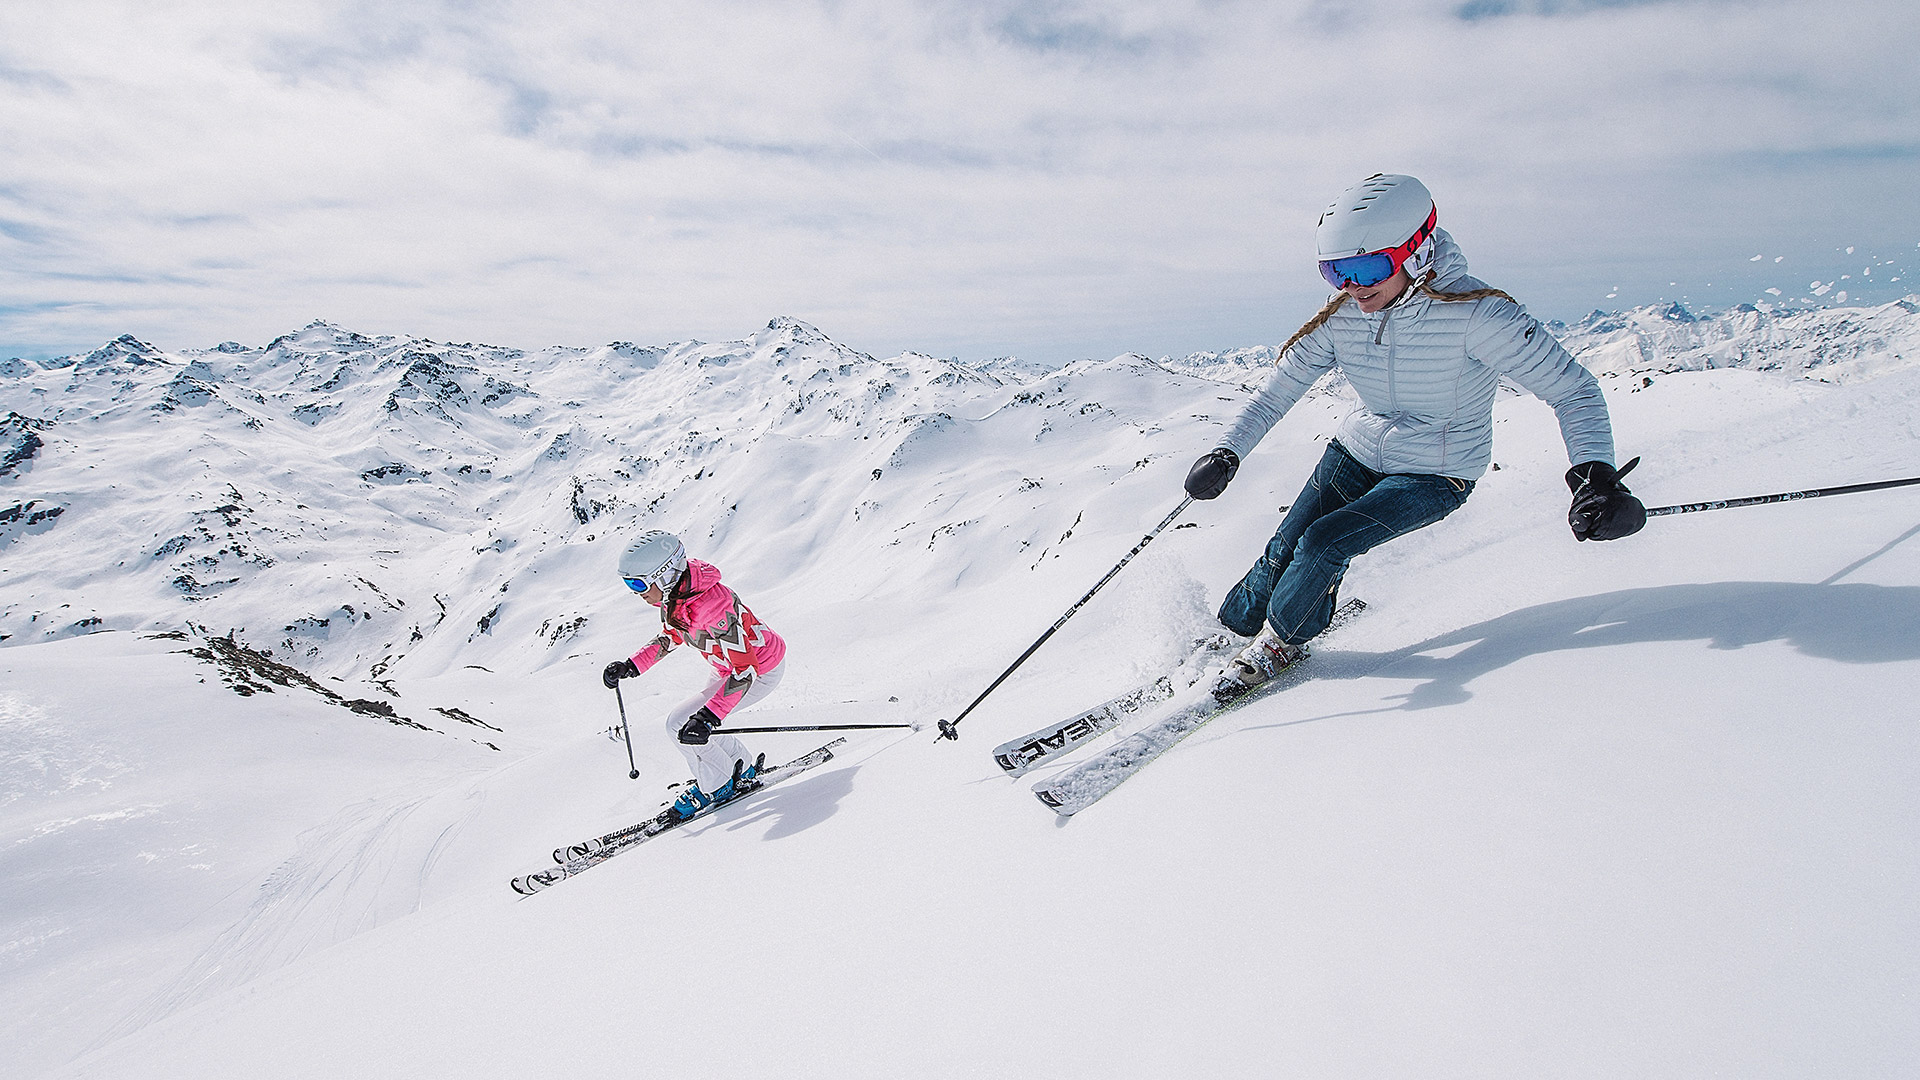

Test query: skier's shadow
[1275,580,1920,716]
[716,765,857,841]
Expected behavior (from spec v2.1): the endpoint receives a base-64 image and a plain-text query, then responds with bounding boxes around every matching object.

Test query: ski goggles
[1317,205,1438,289]
[623,576,660,595]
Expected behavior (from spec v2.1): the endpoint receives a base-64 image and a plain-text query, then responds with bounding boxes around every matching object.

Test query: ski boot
[709,753,766,803]
[1229,630,1307,689]
[662,781,713,823]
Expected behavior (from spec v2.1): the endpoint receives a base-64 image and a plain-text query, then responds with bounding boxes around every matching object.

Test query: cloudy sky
[1,0,1916,364]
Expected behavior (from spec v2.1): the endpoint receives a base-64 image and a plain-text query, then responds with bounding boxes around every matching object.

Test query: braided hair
[660,567,697,632]
[1414,276,1515,305]
[1276,272,1516,362]
[1278,293,1349,358]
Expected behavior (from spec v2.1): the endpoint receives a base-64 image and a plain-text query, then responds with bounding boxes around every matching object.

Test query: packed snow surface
[4,302,1918,1078]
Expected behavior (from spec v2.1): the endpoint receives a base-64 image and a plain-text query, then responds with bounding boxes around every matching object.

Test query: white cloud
[1,0,1917,363]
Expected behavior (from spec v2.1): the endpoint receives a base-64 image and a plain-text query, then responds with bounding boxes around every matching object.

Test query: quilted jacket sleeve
[1466,297,1616,467]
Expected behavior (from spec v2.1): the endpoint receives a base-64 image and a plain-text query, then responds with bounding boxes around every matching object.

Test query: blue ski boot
[663,781,712,823]
[709,754,766,803]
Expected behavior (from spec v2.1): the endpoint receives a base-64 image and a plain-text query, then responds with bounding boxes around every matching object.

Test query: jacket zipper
[1377,308,1395,412]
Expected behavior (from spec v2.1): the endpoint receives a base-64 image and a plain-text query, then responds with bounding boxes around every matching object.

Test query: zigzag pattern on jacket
[688,596,772,681]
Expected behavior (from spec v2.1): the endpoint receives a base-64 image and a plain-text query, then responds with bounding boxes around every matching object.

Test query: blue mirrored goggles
[1318,251,1400,289]
[622,576,658,594]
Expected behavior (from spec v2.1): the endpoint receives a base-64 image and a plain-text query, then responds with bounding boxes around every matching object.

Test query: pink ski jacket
[628,559,786,719]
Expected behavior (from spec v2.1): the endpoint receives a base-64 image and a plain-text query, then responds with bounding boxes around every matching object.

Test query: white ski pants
[665,661,784,793]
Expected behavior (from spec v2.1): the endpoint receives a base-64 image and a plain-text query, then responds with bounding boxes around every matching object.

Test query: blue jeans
[1218,441,1474,644]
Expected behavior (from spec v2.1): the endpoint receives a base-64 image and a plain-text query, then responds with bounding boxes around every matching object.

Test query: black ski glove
[602,659,640,688]
[1567,457,1647,542]
[1185,448,1240,500]
[678,706,721,746]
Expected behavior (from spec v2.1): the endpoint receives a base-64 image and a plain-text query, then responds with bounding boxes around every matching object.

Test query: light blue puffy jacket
[1219,229,1615,479]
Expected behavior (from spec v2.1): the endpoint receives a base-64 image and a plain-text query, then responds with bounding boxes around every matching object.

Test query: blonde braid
[1275,273,1516,364]
[1277,293,1348,360]
[1414,269,1515,305]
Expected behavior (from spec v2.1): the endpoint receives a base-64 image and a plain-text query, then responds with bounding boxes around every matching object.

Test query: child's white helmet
[618,530,687,594]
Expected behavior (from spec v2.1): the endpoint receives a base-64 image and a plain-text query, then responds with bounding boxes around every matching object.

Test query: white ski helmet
[1315,173,1437,262]
[618,530,687,594]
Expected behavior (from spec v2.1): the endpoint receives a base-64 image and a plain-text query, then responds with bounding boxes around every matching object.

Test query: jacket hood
[1418,227,1472,290]
[683,558,722,593]
[663,558,729,633]
[1386,229,1473,313]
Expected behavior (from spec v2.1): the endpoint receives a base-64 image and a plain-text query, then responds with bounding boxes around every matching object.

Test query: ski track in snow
[95,778,489,1048]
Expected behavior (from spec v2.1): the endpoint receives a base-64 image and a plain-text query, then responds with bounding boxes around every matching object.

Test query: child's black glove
[678,706,721,745]
[602,659,640,688]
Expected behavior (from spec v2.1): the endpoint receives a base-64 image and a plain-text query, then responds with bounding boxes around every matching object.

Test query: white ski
[511,738,844,895]
[1031,599,1366,815]
[991,676,1174,777]
[990,633,1249,776]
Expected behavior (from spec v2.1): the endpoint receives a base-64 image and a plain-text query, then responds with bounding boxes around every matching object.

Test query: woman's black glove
[602,659,640,688]
[678,706,722,745]
[1184,448,1240,500]
[1566,457,1646,541]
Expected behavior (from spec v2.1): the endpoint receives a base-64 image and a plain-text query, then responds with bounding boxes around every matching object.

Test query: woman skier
[602,530,788,820]
[1185,172,1645,688]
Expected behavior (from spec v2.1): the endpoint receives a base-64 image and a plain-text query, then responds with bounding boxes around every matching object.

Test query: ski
[510,738,845,895]
[991,632,1245,777]
[1030,599,1367,816]
[991,677,1174,777]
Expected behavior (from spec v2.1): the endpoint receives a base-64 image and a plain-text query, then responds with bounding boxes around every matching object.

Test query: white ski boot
[1229,630,1307,688]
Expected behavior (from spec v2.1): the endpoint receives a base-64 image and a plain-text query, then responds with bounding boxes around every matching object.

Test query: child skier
[602,530,788,821]
[1185,173,1645,688]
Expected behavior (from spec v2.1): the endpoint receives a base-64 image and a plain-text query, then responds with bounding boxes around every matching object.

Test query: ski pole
[1647,474,1920,517]
[935,496,1195,742]
[711,723,917,734]
[613,683,640,780]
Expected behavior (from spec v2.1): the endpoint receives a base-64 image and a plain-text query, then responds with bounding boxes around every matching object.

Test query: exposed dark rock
[180,633,442,732]
[1,413,47,477]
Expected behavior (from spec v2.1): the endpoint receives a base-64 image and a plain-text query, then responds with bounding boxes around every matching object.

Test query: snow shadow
[716,764,857,841]
[1355,581,1920,711]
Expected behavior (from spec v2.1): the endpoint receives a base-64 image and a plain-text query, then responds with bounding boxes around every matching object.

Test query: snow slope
[4,303,1918,1078]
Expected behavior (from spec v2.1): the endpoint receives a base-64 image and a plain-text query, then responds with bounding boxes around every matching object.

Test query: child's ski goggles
[1317,206,1438,289]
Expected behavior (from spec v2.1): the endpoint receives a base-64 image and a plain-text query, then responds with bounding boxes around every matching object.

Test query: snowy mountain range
[4,317,1179,683]
[7,298,1915,681]
[5,299,1918,1079]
